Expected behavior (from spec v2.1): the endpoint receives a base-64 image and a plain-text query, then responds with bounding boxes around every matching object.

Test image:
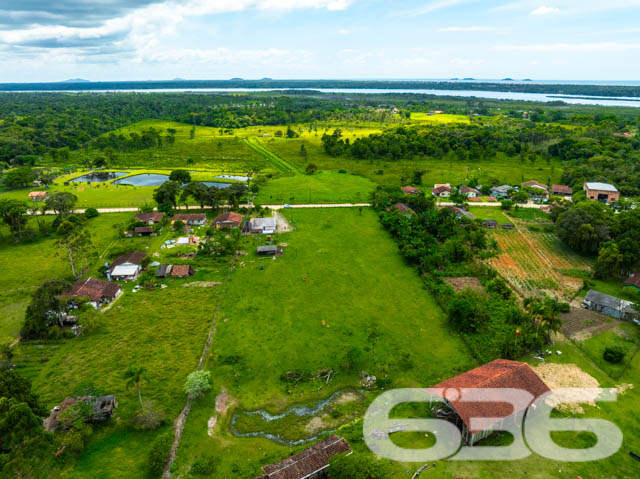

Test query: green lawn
[467,206,511,224]
[173,207,477,477]
[580,324,640,379]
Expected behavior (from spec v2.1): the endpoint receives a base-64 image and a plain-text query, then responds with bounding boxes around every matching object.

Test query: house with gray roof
[582,290,637,321]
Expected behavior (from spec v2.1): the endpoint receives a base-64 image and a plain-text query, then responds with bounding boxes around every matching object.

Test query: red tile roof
[260,435,351,479]
[134,226,153,234]
[66,277,121,302]
[109,251,147,271]
[624,273,640,288]
[551,184,573,195]
[135,212,164,223]
[171,264,194,278]
[213,212,243,227]
[29,191,47,198]
[432,185,452,195]
[460,186,479,195]
[172,213,206,222]
[402,186,421,195]
[432,359,550,433]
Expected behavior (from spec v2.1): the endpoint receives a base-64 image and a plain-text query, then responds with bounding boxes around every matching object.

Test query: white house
[249,217,277,234]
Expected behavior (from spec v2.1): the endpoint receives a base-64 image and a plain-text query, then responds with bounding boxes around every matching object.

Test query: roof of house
[260,435,351,479]
[460,186,480,194]
[172,213,206,222]
[448,206,474,219]
[134,226,153,234]
[522,181,548,190]
[66,277,121,302]
[433,185,451,195]
[584,182,618,192]
[28,191,47,198]
[551,184,573,195]
[214,212,243,226]
[491,185,512,193]
[402,186,421,194]
[135,212,164,223]
[111,263,140,277]
[251,217,277,228]
[483,219,498,225]
[584,290,636,313]
[624,273,640,288]
[257,245,279,254]
[432,359,550,433]
[393,202,412,212]
[156,264,172,278]
[109,251,147,271]
[171,264,194,277]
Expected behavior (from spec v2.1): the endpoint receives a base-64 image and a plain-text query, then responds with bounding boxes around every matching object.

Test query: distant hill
[502,78,514,81]
[230,77,244,81]
[61,78,90,83]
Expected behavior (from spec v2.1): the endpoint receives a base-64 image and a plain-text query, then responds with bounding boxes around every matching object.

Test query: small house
[401,186,421,195]
[171,213,207,226]
[44,395,118,432]
[28,191,48,202]
[483,219,498,228]
[582,290,637,320]
[135,212,164,224]
[171,264,195,278]
[432,185,452,198]
[257,435,351,479]
[459,186,480,198]
[522,180,548,191]
[623,273,640,292]
[551,184,573,198]
[64,277,122,310]
[430,359,550,445]
[156,264,173,278]
[134,226,153,236]
[250,217,277,234]
[213,212,243,229]
[584,182,620,204]
[257,245,281,256]
[490,185,512,199]
[108,251,147,281]
[501,223,515,230]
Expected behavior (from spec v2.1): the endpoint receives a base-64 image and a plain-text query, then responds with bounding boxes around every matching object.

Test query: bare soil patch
[560,307,620,341]
[533,362,599,414]
[444,277,484,293]
[183,281,222,288]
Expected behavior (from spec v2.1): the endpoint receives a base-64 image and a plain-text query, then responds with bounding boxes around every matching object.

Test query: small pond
[112,174,169,186]
[202,181,231,188]
[71,171,128,183]
[215,174,249,182]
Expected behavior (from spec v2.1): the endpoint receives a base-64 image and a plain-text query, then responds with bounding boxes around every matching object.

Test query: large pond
[71,171,128,183]
[113,173,232,188]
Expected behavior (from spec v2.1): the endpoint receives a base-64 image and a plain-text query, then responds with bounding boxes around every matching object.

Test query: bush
[190,454,216,475]
[501,199,513,210]
[183,370,212,398]
[603,346,625,364]
[147,431,173,477]
[84,207,99,219]
[131,401,166,430]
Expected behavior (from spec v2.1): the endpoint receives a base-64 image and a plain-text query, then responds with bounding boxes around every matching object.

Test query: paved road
[438,201,548,208]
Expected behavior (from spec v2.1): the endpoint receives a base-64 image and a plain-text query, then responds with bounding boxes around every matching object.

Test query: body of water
[215,174,249,182]
[12,87,640,107]
[112,173,232,188]
[70,171,128,183]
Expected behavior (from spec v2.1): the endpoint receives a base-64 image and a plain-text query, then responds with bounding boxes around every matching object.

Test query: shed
[250,217,277,234]
[134,226,153,236]
[483,219,498,228]
[582,290,637,320]
[257,435,351,479]
[156,264,173,278]
[583,182,619,204]
[171,264,195,278]
[431,359,550,445]
[257,245,281,256]
[501,223,515,230]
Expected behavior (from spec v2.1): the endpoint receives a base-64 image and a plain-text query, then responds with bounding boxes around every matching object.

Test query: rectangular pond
[70,171,129,183]
[113,173,232,188]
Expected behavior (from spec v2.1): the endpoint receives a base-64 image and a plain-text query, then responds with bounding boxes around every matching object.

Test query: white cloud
[337,28,352,35]
[495,42,640,52]
[439,26,499,31]
[530,5,560,15]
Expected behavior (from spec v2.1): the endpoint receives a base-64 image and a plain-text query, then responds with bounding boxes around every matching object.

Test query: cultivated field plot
[490,227,592,298]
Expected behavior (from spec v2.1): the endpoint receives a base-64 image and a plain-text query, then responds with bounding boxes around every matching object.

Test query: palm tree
[124,365,148,411]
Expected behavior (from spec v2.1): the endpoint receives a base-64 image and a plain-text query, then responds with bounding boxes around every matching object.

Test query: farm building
[108,251,147,281]
[582,290,637,320]
[459,186,480,198]
[386,202,415,216]
[501,223,515,230]
[551,185,573,197]
[44,395,118,432]
[156,264,172,278]
[171,213,207,225]
[249,217,277,234]
[213,212,243,229]
[134,226,153,236]
[257,245,282,256]
[401,186,421,195]
[483,219,498,228]
[171,264,195,278]
[64,277,122,310]
[623,273,640,292]
[256,435,351,479]
[490,185,512,199]
[135,212,164,224]
[28,191,48,201]
[430,359,550,445]
[432,185,452,198]
[583,182,619,204]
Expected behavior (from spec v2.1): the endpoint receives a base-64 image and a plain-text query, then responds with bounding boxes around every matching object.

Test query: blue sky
[1,0,640,82]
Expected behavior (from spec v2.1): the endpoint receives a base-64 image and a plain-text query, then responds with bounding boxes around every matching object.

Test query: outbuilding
[257,245,281,256]
[582,289,637,320]
[135,212,164,224]
[583,182,619,204]
[483,219,498,228]
[250,217,277,234]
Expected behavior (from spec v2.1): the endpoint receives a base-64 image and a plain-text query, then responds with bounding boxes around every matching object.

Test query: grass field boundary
[244,138,302,174]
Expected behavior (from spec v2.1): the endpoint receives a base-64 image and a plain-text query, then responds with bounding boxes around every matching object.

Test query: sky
[1,0,640,82]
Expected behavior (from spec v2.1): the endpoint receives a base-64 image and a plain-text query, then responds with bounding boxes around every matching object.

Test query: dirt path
[161,257,235,478]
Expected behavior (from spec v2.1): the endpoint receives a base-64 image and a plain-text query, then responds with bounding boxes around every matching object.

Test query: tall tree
[44,192,77,223]
[153,181,181,211]
[20,279,72,339]
[169,169,191,184]
[0,199,28,241]
[55,219,94,279]
[124,366,148,411]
